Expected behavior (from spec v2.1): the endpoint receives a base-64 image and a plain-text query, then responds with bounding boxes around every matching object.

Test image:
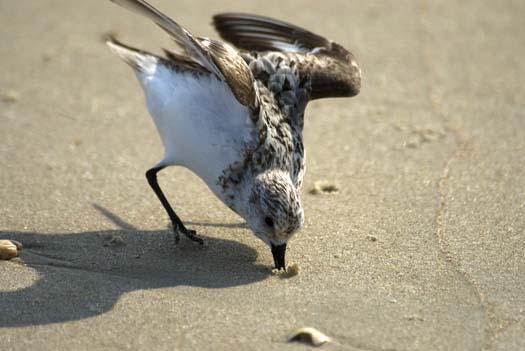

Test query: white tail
[106,39,158,75]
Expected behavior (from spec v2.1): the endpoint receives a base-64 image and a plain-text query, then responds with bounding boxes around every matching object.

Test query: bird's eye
[264,216,274,227]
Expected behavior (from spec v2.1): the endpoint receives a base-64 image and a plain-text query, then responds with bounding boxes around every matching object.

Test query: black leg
[146,166,204,245]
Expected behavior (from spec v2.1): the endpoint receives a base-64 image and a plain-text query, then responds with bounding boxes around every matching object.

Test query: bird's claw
[173,224,204,245]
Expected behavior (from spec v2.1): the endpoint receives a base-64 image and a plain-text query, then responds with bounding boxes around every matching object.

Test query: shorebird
[106,0,361,270]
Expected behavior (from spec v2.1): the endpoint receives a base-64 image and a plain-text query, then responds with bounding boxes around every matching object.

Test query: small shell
[1,91,19,103]
[0,240,23,260]
[288,327,331,347]
[310,180,340,195]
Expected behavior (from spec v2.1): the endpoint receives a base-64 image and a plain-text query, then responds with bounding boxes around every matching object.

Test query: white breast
[136,63,256,196]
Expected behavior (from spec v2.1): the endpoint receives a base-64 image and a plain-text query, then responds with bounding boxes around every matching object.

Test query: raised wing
[213,13,330,54]
[212,13,361,99]
[110,0,256,107]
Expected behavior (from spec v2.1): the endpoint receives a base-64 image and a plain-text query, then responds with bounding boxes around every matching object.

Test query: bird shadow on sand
[0,205,268,327]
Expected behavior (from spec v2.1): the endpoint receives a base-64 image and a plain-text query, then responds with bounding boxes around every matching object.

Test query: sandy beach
[1,0,524,350]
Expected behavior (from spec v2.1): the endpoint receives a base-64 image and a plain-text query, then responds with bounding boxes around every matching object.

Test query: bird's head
[239,169,304,270]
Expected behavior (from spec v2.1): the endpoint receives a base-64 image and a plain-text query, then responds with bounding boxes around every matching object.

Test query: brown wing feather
[162,49,211,74]
[213,13,330,54]
[213,13,361,99]
[196,38,256,107]
[110,0,257,107]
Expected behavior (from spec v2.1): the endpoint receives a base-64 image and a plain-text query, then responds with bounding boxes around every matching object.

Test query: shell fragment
[0,240,23,260]
[310,180,339,195]
[288,327,331,347]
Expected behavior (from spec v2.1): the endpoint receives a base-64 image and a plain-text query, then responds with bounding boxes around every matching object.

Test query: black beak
[271,243,287,270]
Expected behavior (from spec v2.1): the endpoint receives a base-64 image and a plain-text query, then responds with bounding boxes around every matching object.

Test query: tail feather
[106,37,158,74]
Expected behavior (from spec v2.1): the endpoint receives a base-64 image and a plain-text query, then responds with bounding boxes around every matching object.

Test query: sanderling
[106,0,361,269]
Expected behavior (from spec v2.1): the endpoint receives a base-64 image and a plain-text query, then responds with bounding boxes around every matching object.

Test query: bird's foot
[173,224,204,245]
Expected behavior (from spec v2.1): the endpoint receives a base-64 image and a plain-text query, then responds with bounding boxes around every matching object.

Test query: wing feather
[110,0,257,107]
[213,13,361,99]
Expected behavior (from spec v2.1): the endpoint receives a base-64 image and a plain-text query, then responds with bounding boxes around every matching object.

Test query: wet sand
[1,1,524,350]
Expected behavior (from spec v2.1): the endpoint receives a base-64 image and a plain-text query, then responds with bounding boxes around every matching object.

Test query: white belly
[137,64,255,196]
